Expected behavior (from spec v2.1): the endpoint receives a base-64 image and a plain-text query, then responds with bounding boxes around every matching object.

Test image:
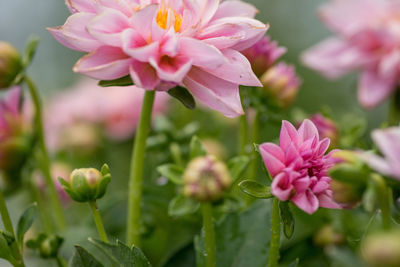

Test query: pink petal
[66,0,97,13]
[86,9,130,47]
[316,138,330,157]
[130,4,158,42]
[292,176,310,193]
[291,190,319,214]
[201,49,261,87]
[259,143,286,176]
[47,13,101,52]
[5,86,22,115]
[129,61,160,90]
[73,46,131,80]
[149,56,192,83]
[183,67,244,118]
[212,0,258,20]
[122,29,159,62]
[179,37,225,69]
[279,120,299,150]
[358,69,396,109]
[298,119,319,142]
[160,30,180,57]
[271,172,293,201]
[372,128,400,167]
[284,143,301,166]
[312,181,330,194]
[318,193,342,209]
[199,0,219,27]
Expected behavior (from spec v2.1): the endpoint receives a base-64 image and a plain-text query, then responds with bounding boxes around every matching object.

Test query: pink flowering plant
[3,0,400,267]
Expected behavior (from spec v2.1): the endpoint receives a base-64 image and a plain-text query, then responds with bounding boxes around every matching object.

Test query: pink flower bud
[309,113,339,148]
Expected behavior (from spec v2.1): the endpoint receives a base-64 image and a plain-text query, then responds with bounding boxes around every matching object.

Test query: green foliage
[168,86,196,110]
[70,246,104,267]
[16,202,37,250]
[26,233,64,258]
[189,136,207,160]
[279,201,295,239]
[98,75,134,87]
[168,195,200,217]
[227,156,250,184]
[157,164,184,185]
[238,180,273,199]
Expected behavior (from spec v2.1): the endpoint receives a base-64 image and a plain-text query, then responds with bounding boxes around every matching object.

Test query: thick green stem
[371,174,391,230]
[388,88,400,126]
[268,198,281,267]
[126,90,155,246]
[89,201,109,243]
[239,115,248,155]
[202,202,216,267]
[0,188,25,267]
[25,76,66,231]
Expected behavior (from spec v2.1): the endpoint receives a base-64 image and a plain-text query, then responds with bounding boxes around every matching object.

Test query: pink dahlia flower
[241,36,287,77]
[44,79,169,151]
[360,127,400,180]
[48,0,268,117]
[259,120,341,214]
[301,0,400,108]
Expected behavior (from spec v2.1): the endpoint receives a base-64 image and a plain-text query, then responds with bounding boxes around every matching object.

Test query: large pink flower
[259,120,341,214]
[48,0,268,117]
[301,0,400,108]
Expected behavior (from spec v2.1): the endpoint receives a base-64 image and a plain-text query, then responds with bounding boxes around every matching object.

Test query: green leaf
[69,246,104,267]
[168,195,200,217]
[0,230,15,245]
[279,201,294,239]
[195,200,272,267]
[98,75,134,87]
[157,164,184,185]
[289,258,299,267]
[23,36,39,67]
[17,203,37,249]
[168,86,196,109]
[0,233,13,261]
[238,180,273,199]
[89,239,151,267]
[227,156,250,182]
[189,136,206,160]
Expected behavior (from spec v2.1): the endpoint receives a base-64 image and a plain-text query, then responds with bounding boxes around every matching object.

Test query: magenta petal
[212,0,258,20]
[129,61,160,90]
[317,138,330,157]
[298,119,319,142]
[318,193,342,209]
[292,176,310,193]
[179,37,225,69]
[291,190,319,214]
[312,181,330,194]
[284,143,301,166]
[259,143,286,176]
[5,86,22,115]
[73,46,131,80]
[279,120,299,150]
[271,173,293,201]
[184,67,244,118]
[358,69,396,109]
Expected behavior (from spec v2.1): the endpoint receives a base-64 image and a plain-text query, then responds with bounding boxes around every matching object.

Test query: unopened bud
[39,235,63,258]
[201,139,227,159]
[58,164,111,202]
[313,225,344,247]
[361,230,400,267]
[183,155,231,201]
[0,42,22,89]
[261,63,301,108]
[331,180,362,209]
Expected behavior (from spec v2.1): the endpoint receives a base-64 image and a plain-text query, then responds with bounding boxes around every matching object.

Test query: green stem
[248,111,260,180]
[371,174,391,230]
[202,202,216,267]
[239,114,248,155]
[169,142,183,167]
[25,76,66,231]
[56,256,68,267]
[268,198,281,267]
[88,201,109,243]
[30,180,53,233]
[126,90,155,246]
[388,88,400,126]
[0,188,25,267]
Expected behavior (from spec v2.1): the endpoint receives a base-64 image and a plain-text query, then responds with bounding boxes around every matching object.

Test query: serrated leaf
[168,195,200,217]
[279,201,294,239]
[69,246,104,267]
[89,239,151,267]
[238,180,273,199]
[98,75,134,87]
[17,203,37,249]
[23,36,39,67]
[168,86,195,109]
[189,136,206,160]
[227,156,250,182]
[157,164,184,185]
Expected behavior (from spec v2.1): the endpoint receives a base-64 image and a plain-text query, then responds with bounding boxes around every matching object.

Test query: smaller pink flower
[309,113,339,148]
[241,36,287,77]
[359,127,400,180]
[259,119,341,214]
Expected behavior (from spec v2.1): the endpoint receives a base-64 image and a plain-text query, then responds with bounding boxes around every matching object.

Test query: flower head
[241,36,287,77]
[302,0,400,108]
[48,0,268,117]
[259,120,341,214]
[0,42,22,89]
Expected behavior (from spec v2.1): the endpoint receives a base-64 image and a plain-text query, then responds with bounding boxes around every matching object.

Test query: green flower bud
[313,225,344,247]
[361,230,400,267]
[183,155,231,202]
[330,180,363,209]
[0,42,22,89]
[38,235,63,258]
[58,164,111,203]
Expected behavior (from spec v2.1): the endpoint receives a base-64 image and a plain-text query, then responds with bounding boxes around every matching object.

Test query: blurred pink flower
[302,0,400,108]
[241,36,287,77]
[309,113,339,148]
[259,120,341,214]
[360,127,400,180]
[44,79,169,151]
[48,0,268,117]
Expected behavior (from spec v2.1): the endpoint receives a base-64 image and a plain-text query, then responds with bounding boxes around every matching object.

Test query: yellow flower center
[156,5,182,32]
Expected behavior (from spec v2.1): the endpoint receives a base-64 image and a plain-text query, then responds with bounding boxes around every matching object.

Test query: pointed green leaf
[69,246,104,267]
[101,164,110,176]
[23,36,39,67]
[98,75,134,87]
[168,195,200,217]
[279,201,294,239]
[157,164,184,185]
[0,230,15,245]
[17,203,37,249]
[168,86,196,109]
[238,180,273,199]
[0,233,16,264]
[189,136,206,160]
[227,156,250,182]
